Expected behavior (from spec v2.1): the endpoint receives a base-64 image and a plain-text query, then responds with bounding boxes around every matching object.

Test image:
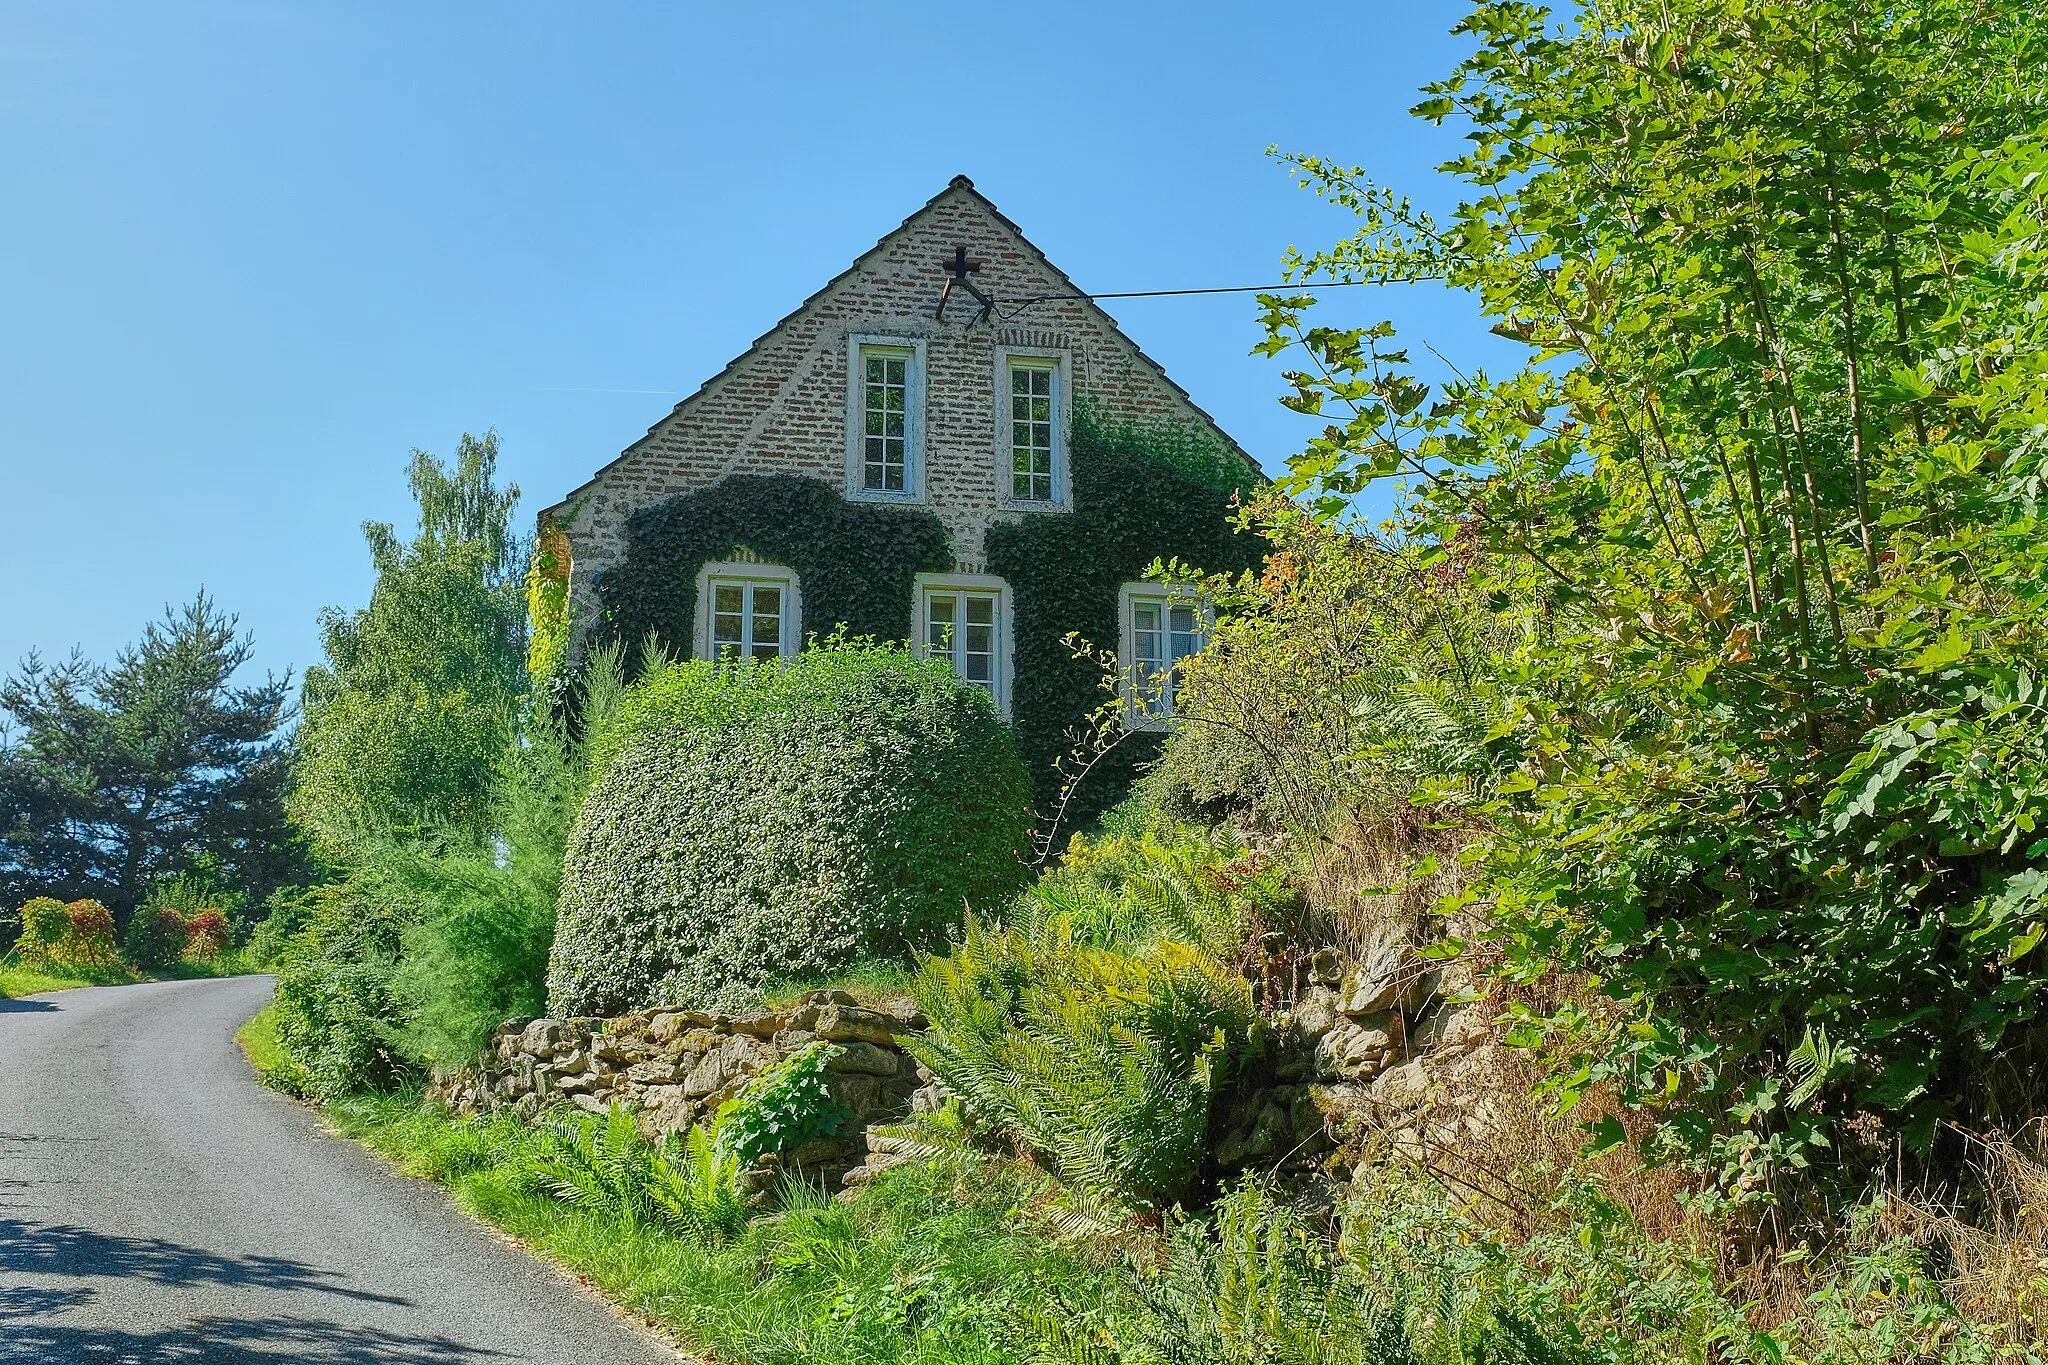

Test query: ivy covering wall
[593,474,953,657]
[988,407,1263,826]
[590,411,1263,825]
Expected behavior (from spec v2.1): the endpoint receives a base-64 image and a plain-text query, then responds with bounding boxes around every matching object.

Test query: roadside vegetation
[129,0,2048,1358]
[3,884,263,999]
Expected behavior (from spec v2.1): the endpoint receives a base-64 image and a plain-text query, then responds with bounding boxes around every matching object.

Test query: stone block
[878,996,926,1029]
[1337,928,1423,1016]
[647,1011,721,1045]
[519,1018,568,1059]
[1315,1013,1401,1081]
[813,1005,897,1047]
[729,1009,789,1040]
[826,1073,883,1116]
[1291,986,1340,1042]
[783,1136,855,1168]
[826,1041,903,1076]
[1368,1058,1431,1113]
[684,1050,727,1096]
[636,1085,700,1137]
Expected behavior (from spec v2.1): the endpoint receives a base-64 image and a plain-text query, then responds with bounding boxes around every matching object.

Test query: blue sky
[1,2,1506,687]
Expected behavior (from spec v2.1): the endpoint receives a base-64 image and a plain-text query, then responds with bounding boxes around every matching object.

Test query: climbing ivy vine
[590,410,1263,823]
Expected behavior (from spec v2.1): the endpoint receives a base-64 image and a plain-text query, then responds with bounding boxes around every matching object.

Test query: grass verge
[0,959,134,997]
[236,1001,289,1084]
[324,1093,1125,1365]
[1,950,260,999]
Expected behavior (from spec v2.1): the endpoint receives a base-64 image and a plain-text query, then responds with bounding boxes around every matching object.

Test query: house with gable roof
[541,175,1263,815]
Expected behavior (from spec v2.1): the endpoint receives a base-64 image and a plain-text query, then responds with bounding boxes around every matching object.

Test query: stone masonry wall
[1210,926,1504,1178]
[434,937,1506,1198]
[430,989,946,1195]
[546,177,1246,640]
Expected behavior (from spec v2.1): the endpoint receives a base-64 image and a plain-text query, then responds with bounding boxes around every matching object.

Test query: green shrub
[244,886,316,967]
[13,897,70,964]
[269,881,410,1099]
[714,1040,849,1169]
[123,906,189,969]
[909,914,1260,1209]
[549,641,1033,1015]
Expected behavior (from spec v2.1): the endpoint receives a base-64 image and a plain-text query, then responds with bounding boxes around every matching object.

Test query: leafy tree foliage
[290,431,526,853]
[0,593,296,922]
[1265,0,2048,1172]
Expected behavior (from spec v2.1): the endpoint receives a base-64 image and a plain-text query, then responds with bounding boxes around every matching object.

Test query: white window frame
[1118,582,1212,730]
[913,572,1015,716]
[846,334,928,503]
[995,347,1071,510]
[694,561,802,662]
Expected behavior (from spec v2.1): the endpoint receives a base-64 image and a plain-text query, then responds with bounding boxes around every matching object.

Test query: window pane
[1132,601,1164,669]
[712,581,743,657]
[1009,364,1055,502]
[1169,605,1200,665]
[927,592,955,657]
[862,347,911,494]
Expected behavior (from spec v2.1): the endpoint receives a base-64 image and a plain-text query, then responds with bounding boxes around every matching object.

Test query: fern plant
[524,1102,752,1244]
[524,1103,663,1229]
[909,913,1258,1209]
[647,1123,748,1244]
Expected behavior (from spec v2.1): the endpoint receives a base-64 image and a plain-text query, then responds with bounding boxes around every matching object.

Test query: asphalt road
[0,975,681,1363]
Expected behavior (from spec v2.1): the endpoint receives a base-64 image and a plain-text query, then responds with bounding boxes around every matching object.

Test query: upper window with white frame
[847,335,925,501]
[1001,351,1065,506]
[916,573,1012,714]
[1009,359,1056,500]
[695,561,799,663]
[1119,583,1209,725]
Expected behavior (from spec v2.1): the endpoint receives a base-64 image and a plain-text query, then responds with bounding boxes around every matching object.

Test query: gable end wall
[552,185,1242,639]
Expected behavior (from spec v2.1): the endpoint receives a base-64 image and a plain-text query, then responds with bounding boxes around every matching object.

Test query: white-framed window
[846,334,927,502]
[914,573,1013,715]
[997,349,1069,508]
[1118,583,1210,727]
[694,561,800,662]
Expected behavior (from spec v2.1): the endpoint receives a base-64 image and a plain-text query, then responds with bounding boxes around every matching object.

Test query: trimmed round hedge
[548,642,1033,1016]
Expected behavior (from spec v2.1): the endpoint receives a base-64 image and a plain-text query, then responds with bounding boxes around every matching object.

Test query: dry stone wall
[1210,925,1503,1177]
[435,933,1504,1197]
[431,989,945,1193]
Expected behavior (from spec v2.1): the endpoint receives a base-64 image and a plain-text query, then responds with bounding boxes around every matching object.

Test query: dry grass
[1883,1126,2048,1346]
[1301,812,1473,958]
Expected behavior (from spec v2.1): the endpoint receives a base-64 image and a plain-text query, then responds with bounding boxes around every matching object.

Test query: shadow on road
[0,1219,412,1305]
[0,997,58,1013]
[0,1284,92,1318]
[0,1314,509,1363]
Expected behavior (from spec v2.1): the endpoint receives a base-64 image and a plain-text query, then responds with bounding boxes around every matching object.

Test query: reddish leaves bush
[61,900,119,966]
[185,909,231,960]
